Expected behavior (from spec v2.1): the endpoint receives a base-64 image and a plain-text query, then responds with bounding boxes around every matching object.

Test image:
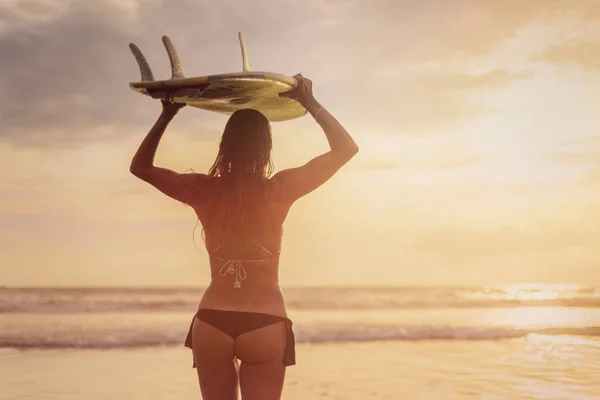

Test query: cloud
[548,133,600,167]
[430,155,484,170]
[0,0,318,148]
[548,149,600,166]
[538,40,600,70]
[0,0,148,147]
[411,215,600,262]
[563,135,600,146]
[1,0,599,149]
[358,160,399,171]
[346,69,530,134]
[585,167,600,184]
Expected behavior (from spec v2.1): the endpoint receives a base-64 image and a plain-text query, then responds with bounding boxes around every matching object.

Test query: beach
[3,338,599,400]
[1,286,599,399]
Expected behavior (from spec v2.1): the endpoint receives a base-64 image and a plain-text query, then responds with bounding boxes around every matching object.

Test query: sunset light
[1,0,599,399]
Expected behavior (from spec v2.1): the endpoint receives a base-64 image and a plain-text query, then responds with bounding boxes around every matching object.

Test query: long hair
[205,109,276,242]
[208,109,274,179]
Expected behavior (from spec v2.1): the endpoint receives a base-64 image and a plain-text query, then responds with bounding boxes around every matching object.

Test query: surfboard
[128,32,307,122]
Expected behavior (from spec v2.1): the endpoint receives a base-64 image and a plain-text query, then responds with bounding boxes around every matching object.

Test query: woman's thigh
[236,321,287,400]
[191,317,238,400]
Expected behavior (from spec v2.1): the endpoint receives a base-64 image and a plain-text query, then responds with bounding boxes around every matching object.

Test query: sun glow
[498,284,584,301]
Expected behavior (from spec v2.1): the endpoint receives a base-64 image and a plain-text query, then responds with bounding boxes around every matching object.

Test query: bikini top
[203,232,281,289]
[192,187,283,289]
[209,241,281,289]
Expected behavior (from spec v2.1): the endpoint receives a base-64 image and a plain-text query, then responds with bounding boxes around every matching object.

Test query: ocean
[1,285,599,399]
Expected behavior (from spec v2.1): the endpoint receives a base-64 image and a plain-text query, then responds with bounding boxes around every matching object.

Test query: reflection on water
[500,283,584,300]
[471,283,597,301]
[478,306,593,329]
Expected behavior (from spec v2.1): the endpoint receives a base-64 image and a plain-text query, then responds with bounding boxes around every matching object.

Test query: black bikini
[184,236,296,368]
[184,309,296,367]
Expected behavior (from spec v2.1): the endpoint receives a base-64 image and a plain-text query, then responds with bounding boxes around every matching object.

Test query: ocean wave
[2,299,599,313]
[2,326,599,349]
[1,286,600,313]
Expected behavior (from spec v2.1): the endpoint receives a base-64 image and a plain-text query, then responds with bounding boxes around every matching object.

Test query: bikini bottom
[184,308,296,368]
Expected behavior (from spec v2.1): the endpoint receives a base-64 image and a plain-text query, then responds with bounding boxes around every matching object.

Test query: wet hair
[200,109,276,243]
[208,109,273,179]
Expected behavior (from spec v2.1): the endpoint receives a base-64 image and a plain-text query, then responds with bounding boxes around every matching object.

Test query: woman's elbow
[129,164,140,176]
[129,165,148,178]
[346,143,359,158]
[337,145,358,164]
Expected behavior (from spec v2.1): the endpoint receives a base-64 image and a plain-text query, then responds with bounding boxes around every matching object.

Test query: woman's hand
[161,99,186,119]
[279,74,316,107]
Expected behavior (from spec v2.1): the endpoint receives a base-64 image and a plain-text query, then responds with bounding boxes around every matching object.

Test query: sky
[1,0,599,287]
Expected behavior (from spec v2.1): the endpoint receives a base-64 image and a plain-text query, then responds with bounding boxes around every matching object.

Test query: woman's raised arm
[272,74,359,202]
[130,101,209,205]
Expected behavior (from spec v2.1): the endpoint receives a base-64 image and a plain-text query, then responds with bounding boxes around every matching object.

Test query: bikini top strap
[200,221,282,259]
[251,239,276,256]
[205,238,280,259]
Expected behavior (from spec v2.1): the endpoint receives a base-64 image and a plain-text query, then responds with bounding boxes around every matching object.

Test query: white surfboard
[128,32,307,122]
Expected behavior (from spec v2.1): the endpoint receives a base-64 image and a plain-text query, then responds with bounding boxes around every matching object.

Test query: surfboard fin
[162,35,185,79]
[238,31,250,72]
[128,43,155,82]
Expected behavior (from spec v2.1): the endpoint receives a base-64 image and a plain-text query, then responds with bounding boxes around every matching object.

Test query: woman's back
[193,176,292,317]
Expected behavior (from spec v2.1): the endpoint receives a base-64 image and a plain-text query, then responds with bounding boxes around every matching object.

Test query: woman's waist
[199,280,287,317]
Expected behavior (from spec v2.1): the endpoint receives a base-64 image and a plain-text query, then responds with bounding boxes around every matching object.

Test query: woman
[130,74,359,400]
